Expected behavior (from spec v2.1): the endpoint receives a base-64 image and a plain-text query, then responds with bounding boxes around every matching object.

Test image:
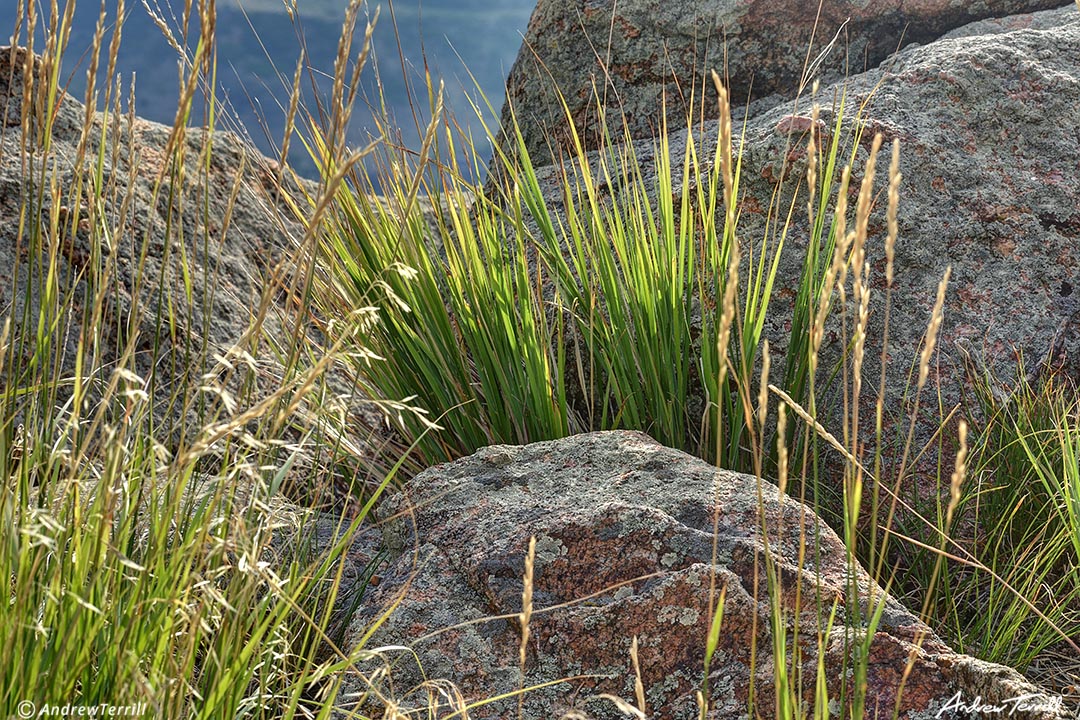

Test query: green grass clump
[308,65,868,478]
[904,367,1080,673]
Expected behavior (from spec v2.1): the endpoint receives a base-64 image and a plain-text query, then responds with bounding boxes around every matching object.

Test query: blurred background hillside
[2,0,533,179]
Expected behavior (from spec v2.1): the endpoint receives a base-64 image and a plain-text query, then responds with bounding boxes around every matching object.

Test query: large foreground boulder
[499,0,1072,167]
[341,431,1068,720]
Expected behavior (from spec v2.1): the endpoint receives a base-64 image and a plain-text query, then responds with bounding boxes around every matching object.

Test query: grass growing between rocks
[305,9,1080,718]
[303,21,948,720]
[905,365,1080,675]
[3,0,1079,717]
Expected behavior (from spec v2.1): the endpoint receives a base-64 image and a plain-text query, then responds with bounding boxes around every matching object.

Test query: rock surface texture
[0,45,325,438]
[343,431,1068,720]
[519,5,1080,476]
[499,0,1072,167]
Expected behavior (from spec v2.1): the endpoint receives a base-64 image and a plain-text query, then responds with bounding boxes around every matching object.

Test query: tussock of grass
[907,366,1080,675]
[308,67,858,478]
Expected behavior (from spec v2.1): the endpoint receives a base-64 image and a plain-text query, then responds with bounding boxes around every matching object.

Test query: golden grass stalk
[886,139,901,289]
[630,635,647,716]
[918,267,952,391]
[518,535,537,719]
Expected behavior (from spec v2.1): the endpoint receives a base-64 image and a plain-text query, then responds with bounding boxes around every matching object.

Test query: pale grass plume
[886,139,901,288]
[806,97,820,226]
[710,70,736,229]
[139,0,187,57]
[811,166,851,374]
[630,636,646,716]
[852,258,871,427]
[278,53,305,188]
[758,340,771,430]
[852,135,883,308]
[770,384,860,469]
[73,0,106,169]
[832,165,850,261]
[918,267,952,389]
[519,536,536,667]
[853,134,883,260]
[592,695,646,719]
[19,9,35,151]
[849,145,882,415]
[946,419,968,529]
[519,535,537,719]
[850,133,882,304]
[102,0,125,110]
[715,238,742,448]
[776,404,789,496]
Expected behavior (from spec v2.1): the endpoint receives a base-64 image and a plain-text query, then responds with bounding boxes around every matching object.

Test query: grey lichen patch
[657,605,700,626]
[903,698,949,720]
[476,445,518,468]
[603,506,670,537]
[534,534,567,565]
[679,565,713,589]
[706,672,746,718]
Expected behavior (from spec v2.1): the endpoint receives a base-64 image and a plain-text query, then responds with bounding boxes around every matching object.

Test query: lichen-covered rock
[341,431,1068,720]
[498,0,1072,168]
[0,45,319,434]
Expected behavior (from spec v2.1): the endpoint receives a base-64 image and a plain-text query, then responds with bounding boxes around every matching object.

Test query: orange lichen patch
[774,114,825,138]
[993,236,1018,257]
[615,16,641,39]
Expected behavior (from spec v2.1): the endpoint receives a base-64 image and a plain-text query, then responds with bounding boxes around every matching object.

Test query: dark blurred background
[2,0,534,179]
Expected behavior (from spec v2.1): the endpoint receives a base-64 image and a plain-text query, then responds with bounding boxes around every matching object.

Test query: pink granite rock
[342,432,1070,720]
[498,0,1072,167]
